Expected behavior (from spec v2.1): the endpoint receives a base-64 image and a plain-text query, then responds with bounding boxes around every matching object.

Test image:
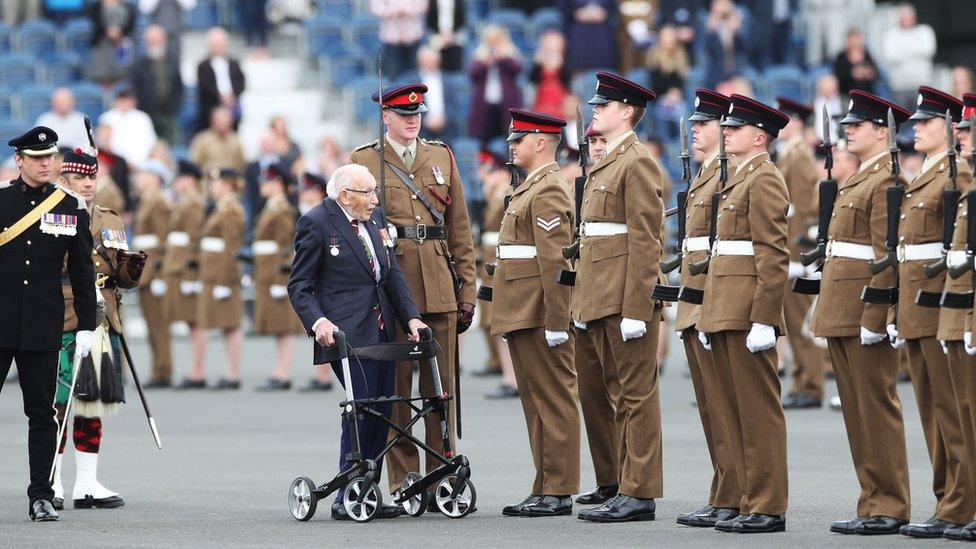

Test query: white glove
[545,330,569,347]
[573,319,587,330]
[212,285,232,300]
[269,284,288,299]
[788,262,806,280]
[940,340,948,355]
[805,265,822,279]
[74,330,93,359]
[698,330,711,350]
[149,278,167,297]
[180,280,199,295]
[620,317,647,342]
[965,331,976,356]
[746,322,776,353]
[886,323,905,349]
[859,326,886,346]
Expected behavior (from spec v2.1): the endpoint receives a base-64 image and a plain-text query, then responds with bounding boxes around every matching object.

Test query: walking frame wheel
[288,477,317,521]
[435,475,476,518]
[399,473,429,517]
[343,477,383,523]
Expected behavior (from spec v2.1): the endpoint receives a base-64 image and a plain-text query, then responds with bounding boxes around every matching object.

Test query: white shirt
[35,110,89,150]
[419,69,446,121]
[883,24,937,92]
[210,56,233,96]
[98,107,158,167]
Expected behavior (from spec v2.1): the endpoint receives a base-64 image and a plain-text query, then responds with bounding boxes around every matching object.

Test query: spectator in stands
[3,0,40,27]
[94,123,131,206]
[646,24,689,99]
[528,30,571,119]
[615,0,655,73]
[138,0,196,62]
[952,66,975,99]
[243,132,280,229]
[197,27,246,132]
[130,25,184,144]
[425,0,467,73]
[658,0,702,64]
[86,0,138,88]
[237,0,270,59]
[313,136,344,179]
[408,46,451,139]
[882,2,937,109]
[832,27,879,97]
[702,0,747,89]
[267,116,302,172]
[812,73,842,142]
[370,0,428,80]
[560,0,617,74]
[467,24,522,146]
[35,88,90,150]
[98,86,158,168]
[743,0,796,69]
[189,106,246,174]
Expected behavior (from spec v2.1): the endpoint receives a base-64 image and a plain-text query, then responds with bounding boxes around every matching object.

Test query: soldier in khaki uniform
[252,164,305,391]
[489,109,579,517]
[572,72,663,523]
[132,162,172,385]
[774,97,830,409]
[696,94,791,534]
[892,87,975,538]
[348,84,477,495]
[810,91,913,535]
[673,89,742,528]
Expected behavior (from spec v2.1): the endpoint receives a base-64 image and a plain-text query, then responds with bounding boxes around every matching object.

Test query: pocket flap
[592,179,620,195]
[590,235,629,262]
[504,259,541,280]
[713,256,757,276]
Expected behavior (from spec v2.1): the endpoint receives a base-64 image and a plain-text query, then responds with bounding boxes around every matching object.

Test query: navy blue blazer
[288,198,420,363]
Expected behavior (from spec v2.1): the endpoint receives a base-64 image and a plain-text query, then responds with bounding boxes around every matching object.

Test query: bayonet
[922,109,960,278]
[576,103,587,177]
[661,117,691,274]
[797,105,838,269]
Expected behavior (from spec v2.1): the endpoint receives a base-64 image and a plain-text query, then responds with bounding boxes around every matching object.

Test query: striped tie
[351,219,384,330]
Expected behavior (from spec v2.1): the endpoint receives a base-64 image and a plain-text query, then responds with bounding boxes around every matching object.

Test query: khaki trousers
[784,291,827,399]
[827,336,910,520]
[710,330,788,516]
[138,287,171,381]
[574,324,620,487]
[683,327,742,509]
[508,327,581,495]
[944,342,976,522]
[587,310,664,499]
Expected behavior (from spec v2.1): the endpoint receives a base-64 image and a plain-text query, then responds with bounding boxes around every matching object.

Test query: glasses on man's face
[344,187,378,196]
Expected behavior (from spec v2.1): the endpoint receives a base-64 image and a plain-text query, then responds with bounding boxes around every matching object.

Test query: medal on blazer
[329,234,339,256]
[432,166,445,184]
[40,213,77,236]
[380,228,394,248]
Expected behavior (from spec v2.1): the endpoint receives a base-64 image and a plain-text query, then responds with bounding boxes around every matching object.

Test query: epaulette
[423,139,448,148]
[56,183,87,209]
[95,204,119,215]
[0,179,10,189]
[354,140,379,152]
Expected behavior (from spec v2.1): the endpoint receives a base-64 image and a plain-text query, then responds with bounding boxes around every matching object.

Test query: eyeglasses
[344,187,378,196]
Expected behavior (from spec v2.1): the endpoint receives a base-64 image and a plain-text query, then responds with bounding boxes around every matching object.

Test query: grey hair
[326,163,373,199]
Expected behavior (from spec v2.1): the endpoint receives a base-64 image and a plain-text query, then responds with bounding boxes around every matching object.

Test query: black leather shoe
[900,516,962,538]
[485,384,519,399]
[576,484,618,505]
[715,514,750,532]
[830,516,867,534]
[297,379,333,392]
[331,501,351,521]
[256,378,291,391]
[854,515,907,535]
[211,378,241,391]
[52,497,63,511]
[577,494,655,522]
[944,520,976,541]
[520,495,572,517]
[74,494,124,509]
[29,499,58,522]
[144,378,171,389]
[732,513,786,533]
[175,378,206,390]
[503,495,540,516]
[781,393,821,409]
[678,504,739,527]
[377,503,403,519]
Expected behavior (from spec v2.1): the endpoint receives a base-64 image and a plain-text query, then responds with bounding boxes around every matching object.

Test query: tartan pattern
[73,416,102,453]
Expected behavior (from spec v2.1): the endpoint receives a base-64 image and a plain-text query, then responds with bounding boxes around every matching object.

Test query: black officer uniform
[0,126,96,520]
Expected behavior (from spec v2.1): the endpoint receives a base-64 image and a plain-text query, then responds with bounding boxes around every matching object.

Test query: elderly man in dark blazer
[288,163,427,521]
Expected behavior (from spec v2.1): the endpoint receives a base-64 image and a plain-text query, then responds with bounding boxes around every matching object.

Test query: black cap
[909,86,963,122]
[177,159,202,179]
[588,71,657,108]
[688,89,731,122]
[840,90,912,129]
[263,162,294,186]
[8,126,59,156]
[301,171,327,193]
[372,83,429,115]
[60,147,98,175]
[956,93,976,129]
[720,95,791,137]
[774,96,813,122]
[507,108,567,142]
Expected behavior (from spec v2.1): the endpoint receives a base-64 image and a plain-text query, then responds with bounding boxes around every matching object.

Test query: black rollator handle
[418,327,432,341]
[333,330,347,359]
[869,186,905,275]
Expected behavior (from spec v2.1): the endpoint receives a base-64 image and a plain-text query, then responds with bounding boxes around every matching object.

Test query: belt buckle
[681,238,688,255]
[415,223,427,243]
[896,244,906,263]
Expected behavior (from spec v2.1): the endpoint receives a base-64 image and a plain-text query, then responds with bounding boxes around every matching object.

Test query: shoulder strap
[373,145,444,225]
[0,188,66,247]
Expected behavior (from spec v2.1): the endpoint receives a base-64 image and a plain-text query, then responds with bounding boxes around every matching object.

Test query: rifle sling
[373,146,444,225]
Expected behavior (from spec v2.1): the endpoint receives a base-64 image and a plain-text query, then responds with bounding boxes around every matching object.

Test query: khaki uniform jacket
[811,155,905,337]
[937,166,975,341]
[161,190,205,322]
[349,138,477,314]
[697,152,790,333]
[489,163,574,335]
[133,189,171,287]
[94,179,125,214]
[63,206,140,332]
[896,158,972,340]
[675,156,721,331]
[572,132,666,323]
[252,195,303,333]
[776,141,819,262]
[197,194,244,328]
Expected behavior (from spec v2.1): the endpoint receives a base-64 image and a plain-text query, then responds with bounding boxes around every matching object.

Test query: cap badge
[408,92,418,103]
[728,104,734,114]
[38,133,46,141]
[694,96,700,107]
[848,99,854,110]
[917,94,924,106]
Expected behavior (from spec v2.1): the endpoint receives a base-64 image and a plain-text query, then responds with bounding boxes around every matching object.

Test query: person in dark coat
[196,27,246,133]
[559,0,618,74]
[467,25,523,146]
[425,0,467,72]
[129,25,184,144]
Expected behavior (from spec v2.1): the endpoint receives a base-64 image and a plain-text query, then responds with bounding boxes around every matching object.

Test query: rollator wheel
[288,477,318,521]
[342,477,383,523]
[399,473,428,517]
[434,475,476,518]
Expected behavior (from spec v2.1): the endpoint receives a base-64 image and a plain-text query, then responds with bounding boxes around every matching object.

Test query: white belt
[826,240,875,260]
[683,236,710,253]
[482,231,500,247]
[167,231,190,247]
[200,237,226,253]
[497,245,537,259]
[897,242,943,262]
[132,234,159,249]
[713,240,755,256]
[252,240,279,255]
[947,250,972,269]
[581,222,628,237]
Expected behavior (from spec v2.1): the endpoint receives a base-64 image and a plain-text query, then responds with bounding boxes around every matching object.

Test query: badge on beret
[40,213,77,236]
[536,216,561,233]
[101,228,129,250]
[39,133,46,141]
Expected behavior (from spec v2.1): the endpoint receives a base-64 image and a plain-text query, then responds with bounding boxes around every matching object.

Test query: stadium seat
[763,64,807,103]
[316,0,354,20]
[625,68,651,90]
[350,15,380,56]
[184,0,219,31]
[0,118,24,142]
[44,52,82,86]
[529,7,563,40]
[15,20,58,61]
[0,24,11,56]
[18,85,54,123]
[350,75,379,123]
[0,87,12,120]
[0,54,38,87]
[177,86,199,140]
[464,0,491,20]
[306,18,346,59]
[69,82,105,120]
[452,137,481,200]
[329,53,369,87]
[62,18,94,57]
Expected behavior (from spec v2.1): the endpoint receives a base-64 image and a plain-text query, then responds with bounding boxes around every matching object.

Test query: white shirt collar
[604,130,635,155]
[857,150,889,173]
[920,150,949,177]
[385,133,417,160]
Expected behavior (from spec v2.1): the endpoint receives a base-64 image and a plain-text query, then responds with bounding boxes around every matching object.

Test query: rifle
[479,147,522,303]
[661,117,691,274]
[922,109,960,279]
[940,188,976,310]
[556,104,588,286]
[687,118,727,276]
[862,109,903,306]
[798,105,839,269]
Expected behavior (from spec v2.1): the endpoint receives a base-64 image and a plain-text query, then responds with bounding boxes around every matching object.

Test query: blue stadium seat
[625,68,651,89]
[184,0,219,31]
[69,82,105,120]
[63,18,93,57]
[763,64,806,103]
[177,86,199,139]
[317,0,354,20]
[16,20,58,60]
[0,118,25,142]
[529,7,563,39]
[0,54,38,87]
[306,18,347,58]
[0,87,12,120]
[350,75,379,123]
[0,24,12,56]
[451,137,481,200]
[329,53,369,86]
[18,85,54,123]
[465,0,491,20]
[350,15,380,56]
[44,52,82,86]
